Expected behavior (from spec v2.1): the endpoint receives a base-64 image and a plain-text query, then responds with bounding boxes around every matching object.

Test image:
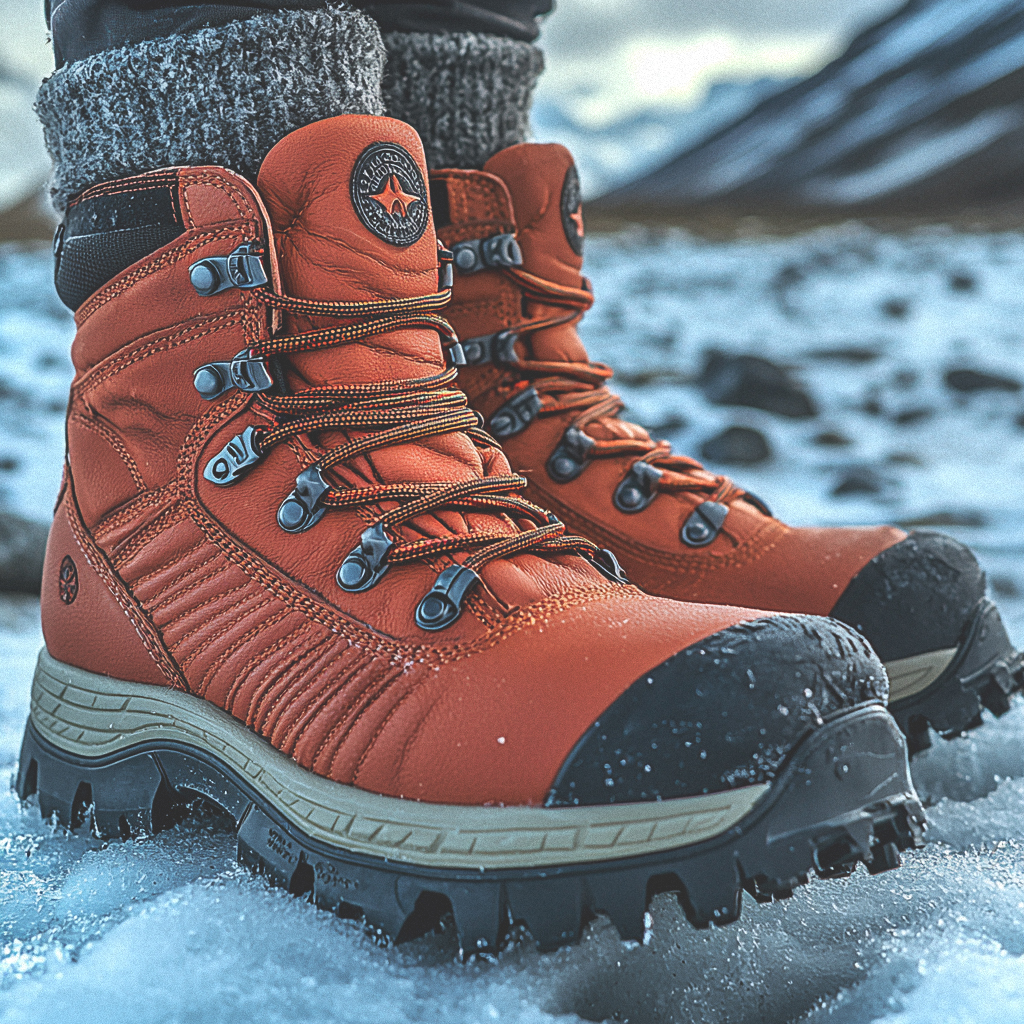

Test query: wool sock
[381,31,544,170]
[36,6,386,211]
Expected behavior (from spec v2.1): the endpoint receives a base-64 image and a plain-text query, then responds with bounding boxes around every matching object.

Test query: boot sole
[886,598,1024,755]
[17,649,925,953]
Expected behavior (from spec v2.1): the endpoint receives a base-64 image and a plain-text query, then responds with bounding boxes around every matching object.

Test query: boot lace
[209,272,626,631]
[489,264,761,509]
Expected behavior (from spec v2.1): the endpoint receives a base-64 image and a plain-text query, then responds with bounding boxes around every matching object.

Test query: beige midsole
[29,649,769,871]
[884,648,958,703]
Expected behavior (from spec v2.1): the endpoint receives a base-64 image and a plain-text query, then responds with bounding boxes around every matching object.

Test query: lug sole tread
[15,705,924,956]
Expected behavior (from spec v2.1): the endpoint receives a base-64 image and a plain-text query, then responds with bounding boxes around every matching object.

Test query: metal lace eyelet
[203,426,263,486]
[193,349,274,401]
[415,565,481,631]
[337,523,393,592]
[277,467,329,533]
[489,387,541,439]
[613,461,663,513]
[681,501,729,548]
[587,548,630,584]
[189,243,268,296]
[546,427,595,482]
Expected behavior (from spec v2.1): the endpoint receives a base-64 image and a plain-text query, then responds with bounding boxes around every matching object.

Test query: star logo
[369,175,421,219]
[351,142,429,246]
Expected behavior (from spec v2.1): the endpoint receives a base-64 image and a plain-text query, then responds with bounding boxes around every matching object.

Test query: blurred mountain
[595,0,1024,216]
[532,78,795,197]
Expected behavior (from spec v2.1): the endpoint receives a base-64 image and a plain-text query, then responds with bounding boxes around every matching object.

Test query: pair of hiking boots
[18,114,1022,954]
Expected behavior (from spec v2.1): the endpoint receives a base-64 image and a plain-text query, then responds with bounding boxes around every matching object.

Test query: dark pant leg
[48,0,553,65]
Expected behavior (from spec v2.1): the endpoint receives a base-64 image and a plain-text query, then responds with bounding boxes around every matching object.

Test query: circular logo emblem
[58,555,79,605]
[560,164,584,257]
[350,142,429,247]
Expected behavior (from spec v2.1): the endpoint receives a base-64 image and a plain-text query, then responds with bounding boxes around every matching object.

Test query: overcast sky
[537,0,905,121]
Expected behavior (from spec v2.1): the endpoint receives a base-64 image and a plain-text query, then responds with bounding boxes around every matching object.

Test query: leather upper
[42,116,782,808]
[433,144,906,619]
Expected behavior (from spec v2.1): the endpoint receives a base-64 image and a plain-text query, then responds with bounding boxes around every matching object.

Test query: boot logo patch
[560,164,585,257]
[58,555,79,605]
[351,143,429,247]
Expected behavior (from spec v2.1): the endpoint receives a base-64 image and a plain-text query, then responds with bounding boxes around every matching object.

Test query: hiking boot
[432,142,1023,756]
[18,116,922,953]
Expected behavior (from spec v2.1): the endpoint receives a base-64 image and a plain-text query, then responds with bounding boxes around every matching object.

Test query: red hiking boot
[432,141,1023,755]
[18,117,922,953]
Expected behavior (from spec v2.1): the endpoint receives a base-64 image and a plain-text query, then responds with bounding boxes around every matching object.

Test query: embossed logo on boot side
[351,142,429,247]
[560,163,585,257]
[58,555,79,605]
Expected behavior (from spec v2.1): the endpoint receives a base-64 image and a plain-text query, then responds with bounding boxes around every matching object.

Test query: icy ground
[3,226,1024,1022]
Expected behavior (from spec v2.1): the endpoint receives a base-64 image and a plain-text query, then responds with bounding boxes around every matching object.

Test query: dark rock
[640,412,687,436]
[896,510,986,528]
[893,407,934,425]
[861,398,883,416]
[805,346,880,364]
[949,273,976,293]
[0,457,17,472]
[0,512,47,594]
[944,368,1021,393]
[832,468,884,497]
[991,575,1021,598]
[698,351,816,419]
[813,430,852,447]
[880,298,910,320]
[887,452,924,466]
[700,426,772,466]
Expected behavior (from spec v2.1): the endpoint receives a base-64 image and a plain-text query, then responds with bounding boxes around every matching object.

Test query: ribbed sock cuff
[382,31,543,170]
[36,6,386,211]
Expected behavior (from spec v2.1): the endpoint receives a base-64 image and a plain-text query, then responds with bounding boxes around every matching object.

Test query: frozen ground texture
[3,226,1024,1023]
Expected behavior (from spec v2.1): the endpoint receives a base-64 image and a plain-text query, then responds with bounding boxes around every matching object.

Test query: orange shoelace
[229,279,623,626]
[492,265,751,506]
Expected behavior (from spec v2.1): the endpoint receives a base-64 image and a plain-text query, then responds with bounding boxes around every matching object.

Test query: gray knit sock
[382,32,544,170]
[36,6,386,211]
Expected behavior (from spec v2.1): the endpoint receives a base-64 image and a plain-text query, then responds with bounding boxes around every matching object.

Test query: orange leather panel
[41,494,174,687]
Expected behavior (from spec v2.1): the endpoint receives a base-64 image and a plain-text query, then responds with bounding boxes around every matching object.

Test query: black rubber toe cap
[546,614,886,807]
[829,531,985,663]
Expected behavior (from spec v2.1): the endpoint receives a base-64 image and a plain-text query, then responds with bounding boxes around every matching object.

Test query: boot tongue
[483,143,590,365]
[483,143,648,446]
[256,115,486,492]
[257,115,445,387]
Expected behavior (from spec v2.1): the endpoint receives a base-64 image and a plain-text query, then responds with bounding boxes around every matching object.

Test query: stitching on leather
[253,634,335,738]
[283,643,371,757]
[225,619,321,719]
[189,595,289,693]
[151,569,246,621]
[73,313,250,397]
[63,473,187,690]
[247,627,324,727]
[110,503,193,571]
[69,411,146,492]
[177,589,279,676]
[77,226,253,324]
[93,482,177,542]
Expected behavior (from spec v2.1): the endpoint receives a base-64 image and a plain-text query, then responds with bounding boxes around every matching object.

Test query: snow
[3,223,1024,1021]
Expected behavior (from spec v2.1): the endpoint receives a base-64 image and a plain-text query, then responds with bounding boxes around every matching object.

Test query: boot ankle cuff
[36,6,386,212]
[382,31,544,170]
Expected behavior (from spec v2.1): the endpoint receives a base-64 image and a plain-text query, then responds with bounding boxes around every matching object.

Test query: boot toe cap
[829,531,986,663]
[546,613,887,807]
